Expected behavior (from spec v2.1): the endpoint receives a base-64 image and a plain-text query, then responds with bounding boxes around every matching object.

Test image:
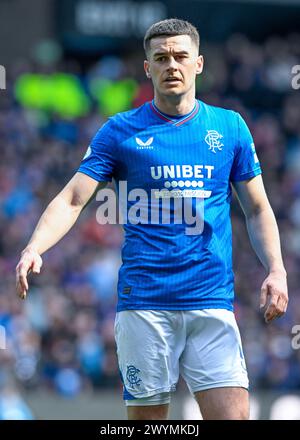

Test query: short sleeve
[230,113,262,182]
[78,118,117,182]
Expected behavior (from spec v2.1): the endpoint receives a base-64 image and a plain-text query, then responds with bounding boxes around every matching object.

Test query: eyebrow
[153,51,190,57]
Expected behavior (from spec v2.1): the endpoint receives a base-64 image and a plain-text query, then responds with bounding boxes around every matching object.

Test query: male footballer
[16,19,288,420]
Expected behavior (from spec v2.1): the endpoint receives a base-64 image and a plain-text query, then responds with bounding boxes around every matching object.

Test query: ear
[144,60,151,78]
[196,55,204,75]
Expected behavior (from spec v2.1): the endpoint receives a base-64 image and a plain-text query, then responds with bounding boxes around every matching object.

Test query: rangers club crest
[205,130,223,153]
[126,365,142,387]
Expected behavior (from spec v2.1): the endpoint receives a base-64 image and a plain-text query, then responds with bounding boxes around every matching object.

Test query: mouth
[164,77,182,84]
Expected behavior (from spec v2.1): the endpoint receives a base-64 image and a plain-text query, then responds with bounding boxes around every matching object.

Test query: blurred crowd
[0,32,300,412]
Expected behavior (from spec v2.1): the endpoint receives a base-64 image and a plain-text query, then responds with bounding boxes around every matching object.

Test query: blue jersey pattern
[78,100,262,312]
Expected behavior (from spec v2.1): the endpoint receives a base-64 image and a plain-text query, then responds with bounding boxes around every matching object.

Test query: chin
[163,88,184,96]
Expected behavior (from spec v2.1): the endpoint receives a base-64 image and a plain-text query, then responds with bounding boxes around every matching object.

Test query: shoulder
[200,101,252,135]
[93,103,149,145]
[111,103,149,127]
[199,100,238,123]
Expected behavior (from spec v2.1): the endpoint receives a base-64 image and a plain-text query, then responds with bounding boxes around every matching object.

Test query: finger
[17,279,28,300]
[16,256,33,300]
[264,298,279,322]
[281,294,289,313]
[265,311,279,323]
[277,296,287,315]
[264,301,286,322]
[19,290,27,300]
[264,308,275,323]
[18,267,29,291]
[260,284,268,309]
[18,257,33,277]
[265,311,284,323]
[16,279,27,299]
[16,272,28,292]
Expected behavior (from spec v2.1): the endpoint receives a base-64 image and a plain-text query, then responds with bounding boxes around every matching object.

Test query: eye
[156,56,167,62]
[176,55,188,61]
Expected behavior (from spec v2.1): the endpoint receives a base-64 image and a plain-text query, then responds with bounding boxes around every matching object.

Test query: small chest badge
[205,130,223,153]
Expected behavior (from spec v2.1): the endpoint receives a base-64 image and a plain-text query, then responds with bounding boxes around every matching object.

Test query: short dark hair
[143,18,200,56]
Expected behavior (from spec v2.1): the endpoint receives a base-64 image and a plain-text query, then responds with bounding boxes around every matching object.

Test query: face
[144,34,203,97]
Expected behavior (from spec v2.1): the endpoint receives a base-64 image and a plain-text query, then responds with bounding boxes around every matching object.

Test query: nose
[166,56,178,71]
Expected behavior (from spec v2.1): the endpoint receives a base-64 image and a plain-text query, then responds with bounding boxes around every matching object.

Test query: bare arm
[16,172,107,299]
[232,174,288,323]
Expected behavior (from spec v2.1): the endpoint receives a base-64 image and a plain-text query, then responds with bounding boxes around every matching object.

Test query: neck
[153,89,196,116]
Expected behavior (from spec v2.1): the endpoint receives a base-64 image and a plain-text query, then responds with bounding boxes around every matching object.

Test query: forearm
[25,194,82,255]
[245,206,286,275]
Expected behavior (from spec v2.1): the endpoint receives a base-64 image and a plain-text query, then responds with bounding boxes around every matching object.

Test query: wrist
[269,267,287,277]
[22,243,40,255]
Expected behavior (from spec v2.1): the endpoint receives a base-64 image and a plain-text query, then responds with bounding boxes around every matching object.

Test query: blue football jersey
[78,100,261,312]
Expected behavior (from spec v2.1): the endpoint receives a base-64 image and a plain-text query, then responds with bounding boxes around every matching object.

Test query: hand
[260,271,288,323]
[16,247,43,300]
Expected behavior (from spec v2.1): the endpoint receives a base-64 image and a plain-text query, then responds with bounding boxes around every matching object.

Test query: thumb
[260,282,268,309]
[32,256,42,274]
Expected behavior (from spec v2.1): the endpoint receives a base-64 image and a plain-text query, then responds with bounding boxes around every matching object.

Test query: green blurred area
[14,73,139,118]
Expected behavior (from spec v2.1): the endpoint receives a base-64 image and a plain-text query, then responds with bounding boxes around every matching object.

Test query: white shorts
[114,309,249,406]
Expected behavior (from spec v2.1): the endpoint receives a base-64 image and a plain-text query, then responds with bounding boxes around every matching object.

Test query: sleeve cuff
[77,167,112,182]
[230,168,262,182]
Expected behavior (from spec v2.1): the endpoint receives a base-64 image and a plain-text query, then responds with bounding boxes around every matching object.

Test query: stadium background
[0,0,300,419]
